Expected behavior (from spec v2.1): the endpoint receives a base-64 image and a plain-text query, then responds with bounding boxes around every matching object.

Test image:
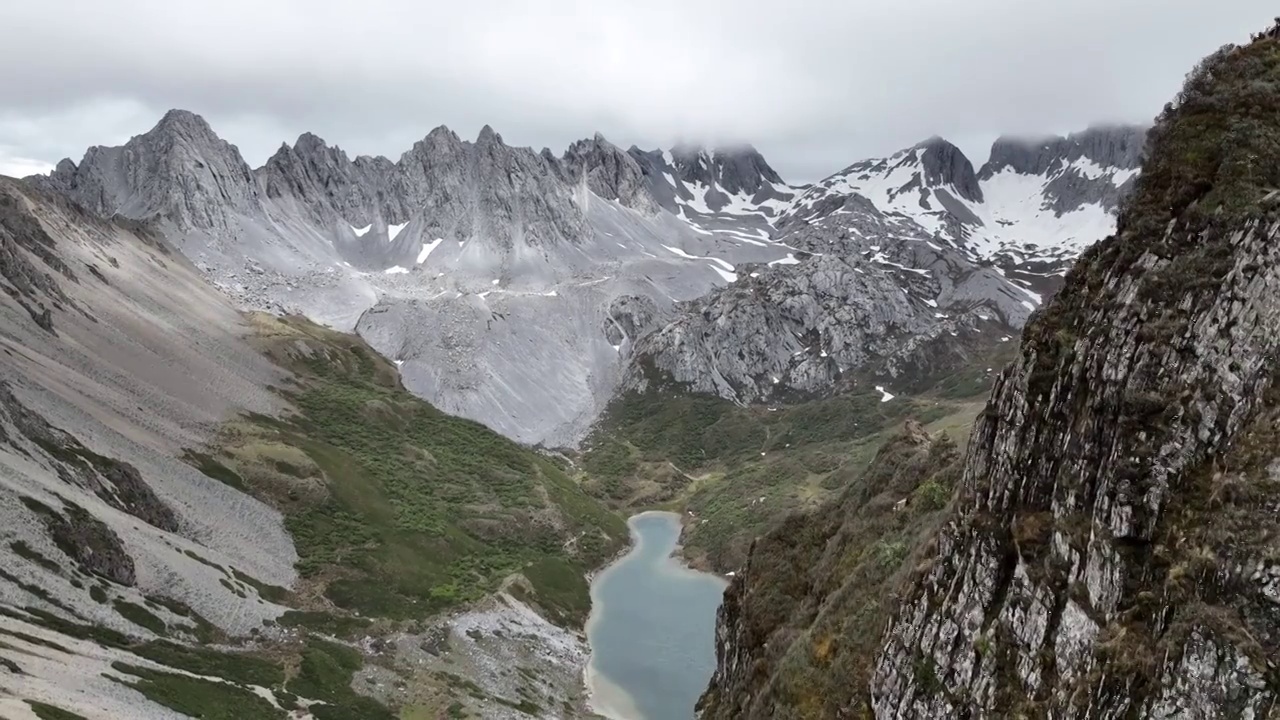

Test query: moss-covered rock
[20,496,135,586]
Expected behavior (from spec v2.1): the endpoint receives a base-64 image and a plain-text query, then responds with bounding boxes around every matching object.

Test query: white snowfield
[790,142,1135,267]
[970,167,1117,260]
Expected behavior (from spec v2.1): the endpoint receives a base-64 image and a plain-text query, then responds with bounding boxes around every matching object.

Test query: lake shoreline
[583,511,729,720]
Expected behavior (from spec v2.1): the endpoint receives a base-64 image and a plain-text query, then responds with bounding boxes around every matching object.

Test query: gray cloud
[0,0,1273,181]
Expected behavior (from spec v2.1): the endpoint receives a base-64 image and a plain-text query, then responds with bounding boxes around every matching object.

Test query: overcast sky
[0,1,1273,182]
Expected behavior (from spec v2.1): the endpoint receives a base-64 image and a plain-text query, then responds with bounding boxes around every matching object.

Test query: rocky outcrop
[980,126,1147,215]
[629,188,1039,405]
[261,123,589,249]
[782,123,1146,279]
[602,294,659,347]
[915,137,984,203]
[39,109,263,232]
[21,495,136,586]
[700,26,1280,720]
[0,189,77,332]
[257,132,399,226]
[557,134,657,213]
[0,381,178,532]
[873,32,1280,717]
[627,143,795,215]
[32,106,1131,447]
[629,254,1003,403]
[707,146,788,199]
[400,124,587,249]
[979,125,1145,179]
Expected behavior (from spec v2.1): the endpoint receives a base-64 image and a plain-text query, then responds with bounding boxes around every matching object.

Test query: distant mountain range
[27,112,1144,444]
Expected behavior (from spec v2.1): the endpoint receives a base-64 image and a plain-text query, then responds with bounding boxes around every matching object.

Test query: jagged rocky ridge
[627,189,1032,403]
[700,25,1280,719]
[626,128,1143,406]
[31,115,807,444]
[31,106,1137,444]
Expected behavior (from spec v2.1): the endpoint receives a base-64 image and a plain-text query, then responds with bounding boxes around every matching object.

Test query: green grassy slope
[579,341,1016,571]
[697,423,964,719]
[200,313,627,627]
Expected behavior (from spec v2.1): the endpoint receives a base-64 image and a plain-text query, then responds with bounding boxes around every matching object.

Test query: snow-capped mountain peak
[779,124,1147,273]
[624,143,803,240]
[786,136,983,237]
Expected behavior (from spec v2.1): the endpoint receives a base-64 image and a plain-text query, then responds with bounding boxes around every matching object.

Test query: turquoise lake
[586,511,728,720]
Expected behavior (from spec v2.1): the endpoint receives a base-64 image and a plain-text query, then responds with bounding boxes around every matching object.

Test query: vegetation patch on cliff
[696,422,963,719]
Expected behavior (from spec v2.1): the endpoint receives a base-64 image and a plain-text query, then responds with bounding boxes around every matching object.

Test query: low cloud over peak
[0,0,1273,181]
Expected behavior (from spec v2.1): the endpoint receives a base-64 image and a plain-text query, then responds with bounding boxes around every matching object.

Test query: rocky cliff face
[257,131,399,228]
[32,114,804,444]
[701,26,1280,719]
[260,122,588,252]
[628,252,1009,404]
[981,125,1146,216]
[981,125,1145,180]
[39,109,264,232]
[629,123,1148,410]
[629,186,1034,404]
[873,32,1280,718]
[556,134,658,213]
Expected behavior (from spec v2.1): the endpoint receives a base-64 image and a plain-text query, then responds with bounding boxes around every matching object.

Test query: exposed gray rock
[0,190,78,332]
[33,111,804,445]
[39,109,263,232]
[603,294,659,347]
[709,146,787,199]
[628,143,797,218]
[782,124,1147,279]
[399,123,587,251]
[0,176,292,640]
[625,147,684,213]
[872,212,1280,720]
[25,495,137,586]
[557,134,657,213]
[979,124,1146,179]
[629,251,1009,403]
[0,381,178,532]
[257,132,399,228]
[870,37,1280,713]
[915,137,983,203]
[699,33,1280,720]
[980,126,1148,215]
